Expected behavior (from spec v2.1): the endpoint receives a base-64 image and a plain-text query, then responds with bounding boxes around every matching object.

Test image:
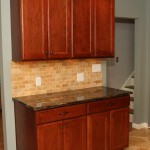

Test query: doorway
[107,18,135,89]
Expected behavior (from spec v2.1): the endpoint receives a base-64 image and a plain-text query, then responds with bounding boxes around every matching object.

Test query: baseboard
[132,123,149,129]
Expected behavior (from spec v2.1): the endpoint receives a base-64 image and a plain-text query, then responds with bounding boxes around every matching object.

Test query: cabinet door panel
[49,0,71,58]
[64,116,87,150]
[72,0,94,58]
[22,0,48,60]
[87,112,110,150]
[95,0,114,57]
[37,121,64,150]
[110,107,129,150]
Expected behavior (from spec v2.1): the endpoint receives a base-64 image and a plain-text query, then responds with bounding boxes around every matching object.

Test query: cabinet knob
[50,51,54,55]
[60,125,64,129]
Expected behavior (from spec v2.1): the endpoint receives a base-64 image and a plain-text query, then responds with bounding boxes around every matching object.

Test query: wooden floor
[0,111,4,150]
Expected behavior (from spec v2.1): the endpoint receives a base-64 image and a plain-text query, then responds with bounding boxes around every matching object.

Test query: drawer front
[36,104,87,124]
[87,96,130,114]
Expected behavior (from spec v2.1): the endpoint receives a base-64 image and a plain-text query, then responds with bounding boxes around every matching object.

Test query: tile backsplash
[11,59,102,97]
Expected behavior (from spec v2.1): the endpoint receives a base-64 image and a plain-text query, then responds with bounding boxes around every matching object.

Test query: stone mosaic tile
[11,59,102,97]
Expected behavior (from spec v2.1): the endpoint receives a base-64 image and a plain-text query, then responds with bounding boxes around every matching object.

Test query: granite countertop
[12,86,130,111]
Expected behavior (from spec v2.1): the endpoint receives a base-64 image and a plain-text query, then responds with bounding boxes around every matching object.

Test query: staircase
[121,72,134,124]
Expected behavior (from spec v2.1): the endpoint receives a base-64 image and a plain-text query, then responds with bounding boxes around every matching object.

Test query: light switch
[92,64,101,72]
[77,73,84,82]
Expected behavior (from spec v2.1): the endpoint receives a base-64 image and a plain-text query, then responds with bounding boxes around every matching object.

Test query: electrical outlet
[35,77,41,86]
[77,73,84,82]
[92,64,101,72]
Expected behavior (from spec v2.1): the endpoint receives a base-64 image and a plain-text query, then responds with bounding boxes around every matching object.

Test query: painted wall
[107,20,134,89]
[0,0,17,150]
[115,0,150,126]
[0,0,149,150]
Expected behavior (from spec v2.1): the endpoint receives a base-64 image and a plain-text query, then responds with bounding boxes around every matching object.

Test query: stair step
[130,97,134,102]
[130,109,134,114]
[125,85,134,89]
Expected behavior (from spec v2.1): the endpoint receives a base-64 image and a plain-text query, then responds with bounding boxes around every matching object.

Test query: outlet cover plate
[77,73,84,82]
[36,76,41,86]
[92,64,101,73]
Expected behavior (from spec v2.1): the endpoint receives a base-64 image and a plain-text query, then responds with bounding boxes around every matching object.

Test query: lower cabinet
[87,112,110,150]
[37,116,87,150]
[87,107,129,150]
[110,108,129,150]
[14,95,130,150]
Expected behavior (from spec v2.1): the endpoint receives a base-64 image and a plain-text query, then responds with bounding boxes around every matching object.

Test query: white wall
[107,20,134,89]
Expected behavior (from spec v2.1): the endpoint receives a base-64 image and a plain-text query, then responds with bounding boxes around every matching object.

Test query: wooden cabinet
[11,0,71,61]
[37,121,64,150]
[48,0,71,59]
[14,95,129,150]
[110,108,129,150]
[72,0,114,58]
[11,0,114,61]
[87,96,130,150]
[94,0,114,57]
[87,112,110,150]
[11,0,48,61]
[72,0,94,58]
[37,117,86,150]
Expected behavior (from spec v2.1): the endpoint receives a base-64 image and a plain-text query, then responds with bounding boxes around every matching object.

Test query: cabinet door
[64,116,87,150]
[110,107,129,150]
[94,0,114,57]
[87,112,110,150]
[48,0,71,58]
[21,0,48,60]
[37,121,64,150]
[72,0,94,58]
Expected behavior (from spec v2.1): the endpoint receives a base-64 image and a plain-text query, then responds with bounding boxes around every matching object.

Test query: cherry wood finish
[87,112,110,150]
[87,98,129,150]
[87,96,130,114]
[37,121,64,150]
[36,104,87,124]
[94,0,114,57]
[14,95,129,150]
[11,0,114,61]
[72,0,94,58]
[14,101,37,150]
[48,0,71,58]
[110,107,129,150]
[37,116,86,150]
[11,0,48,61]
[64,117,87,150]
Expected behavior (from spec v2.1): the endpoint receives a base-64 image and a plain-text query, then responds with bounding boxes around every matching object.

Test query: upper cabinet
[72,0,94,58]
[48,0,71,59]
[94,0,114,57]
[11,0,114,61]
[11,0,48,61]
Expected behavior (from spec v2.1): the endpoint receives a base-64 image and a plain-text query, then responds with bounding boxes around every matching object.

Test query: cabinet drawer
[36,104,87,124]
[87,96,130,114]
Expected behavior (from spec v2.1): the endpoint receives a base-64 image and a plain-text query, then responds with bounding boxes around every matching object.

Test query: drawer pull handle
[59,112,69,116]
[107,103,115,106]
